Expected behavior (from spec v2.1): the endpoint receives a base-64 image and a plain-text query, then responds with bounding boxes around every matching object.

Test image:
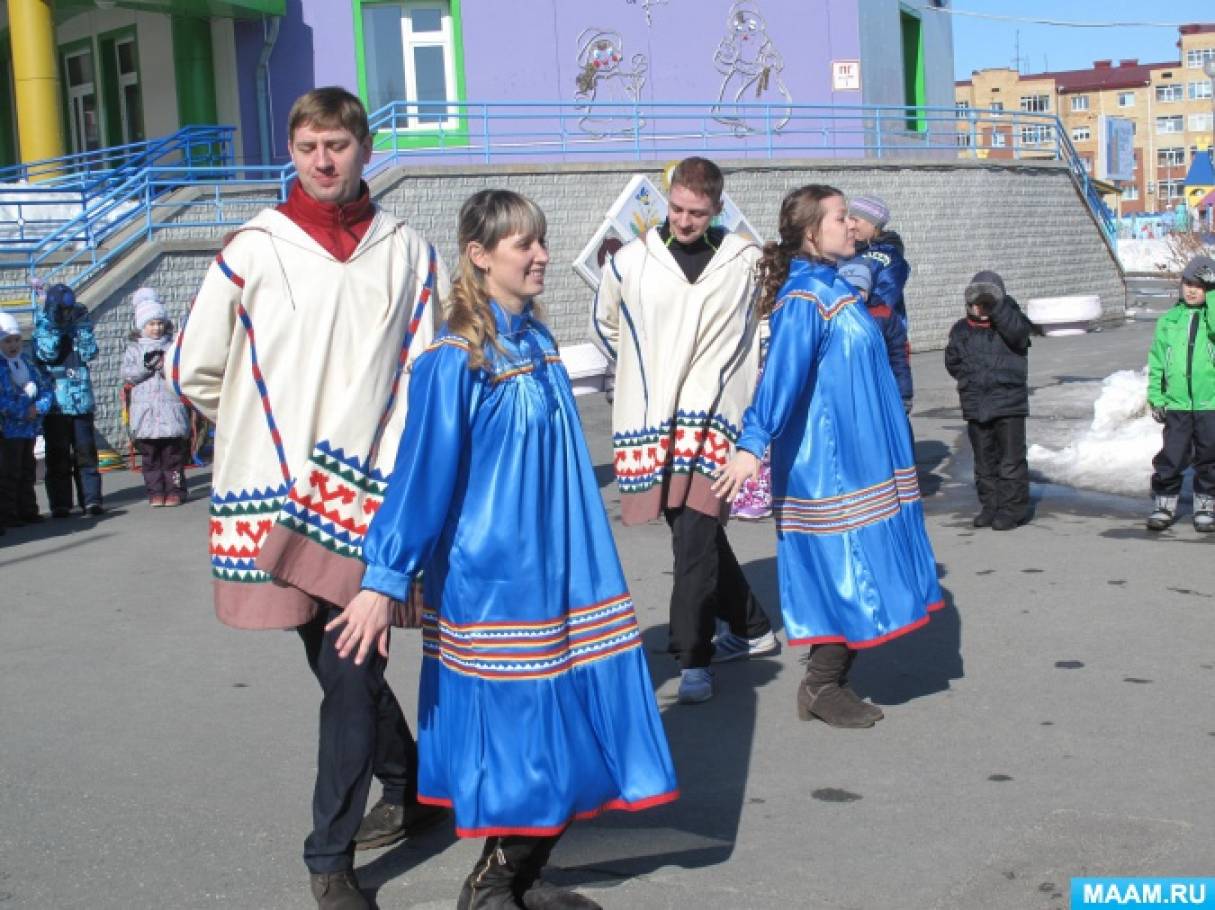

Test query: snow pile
[1028,368,1160,497]
[0,181,137,244]
[1117,239,1173,273]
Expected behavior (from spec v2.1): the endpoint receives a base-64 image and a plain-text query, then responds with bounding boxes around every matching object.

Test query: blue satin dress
[735,259,943,648]
[361,301,678,838]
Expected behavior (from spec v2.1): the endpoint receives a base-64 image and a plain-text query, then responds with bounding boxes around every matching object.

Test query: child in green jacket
[1146,255,1215,531]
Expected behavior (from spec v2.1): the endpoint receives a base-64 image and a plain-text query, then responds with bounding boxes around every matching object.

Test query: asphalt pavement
[2,316,1211,910]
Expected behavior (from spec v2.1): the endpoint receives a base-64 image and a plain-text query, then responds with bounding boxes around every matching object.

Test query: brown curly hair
[448,189,547,370]
[755,184,843,317]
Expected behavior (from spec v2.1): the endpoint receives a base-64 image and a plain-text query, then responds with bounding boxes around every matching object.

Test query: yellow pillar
[9,0,66,169]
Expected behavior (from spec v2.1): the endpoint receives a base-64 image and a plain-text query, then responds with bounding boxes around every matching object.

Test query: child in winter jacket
[944,270,1036,531]
[121,288,190,507]
[0,313,55,529]
[839,258,913,412]
[1145,255,1215,532]
[33,283,103,517]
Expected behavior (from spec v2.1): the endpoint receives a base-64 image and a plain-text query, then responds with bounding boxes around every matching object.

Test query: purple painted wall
[459,0,862,106]
[234,0,357,163]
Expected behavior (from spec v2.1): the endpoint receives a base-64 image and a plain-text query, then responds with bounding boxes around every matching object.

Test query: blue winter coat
[0,351,55,438]
[856,230,912,325]
[33,308,97,415]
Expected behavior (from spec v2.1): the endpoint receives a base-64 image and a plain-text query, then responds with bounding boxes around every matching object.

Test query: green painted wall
[171,16,217,126]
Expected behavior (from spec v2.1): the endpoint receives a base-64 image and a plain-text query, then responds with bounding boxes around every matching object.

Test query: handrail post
[766,103,774,158]
[483,104,491,164]
[875,108,883,158]
[633,101,642,159]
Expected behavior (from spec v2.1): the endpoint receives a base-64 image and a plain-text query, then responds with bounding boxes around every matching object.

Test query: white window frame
[1185,47,1215,69]
[1071,126,1091,142]
[991,130,1006,148]
[1019,94,1049,113]
[399,3,459,130]
[1070,95,1089,112]
[1019,124,1050,145]
[1188,80,1213,100]
[955,100,971,119]
[1117,91,1135,107]
[1159,178,1185,199]
[1189,113,1214,133]
[1121,184,1139,201]
[1158,147,1185,167]
[1156,116,1184,134]
[1155,83,1183,103]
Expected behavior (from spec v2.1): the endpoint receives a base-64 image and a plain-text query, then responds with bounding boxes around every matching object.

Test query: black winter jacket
[943,295,1034,422]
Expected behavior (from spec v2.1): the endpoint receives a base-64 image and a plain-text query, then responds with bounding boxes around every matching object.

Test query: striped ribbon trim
[367,244,438,466]
[776,467,920,535]
[234,301,291,484]
[420,594,641,680]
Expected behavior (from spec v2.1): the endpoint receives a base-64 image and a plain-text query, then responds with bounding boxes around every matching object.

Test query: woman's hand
[711,449,761,504]
[327,589,393,665]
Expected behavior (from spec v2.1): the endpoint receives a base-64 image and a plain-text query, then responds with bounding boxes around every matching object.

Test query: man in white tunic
[175,88,447,909]
[592,157,776,705]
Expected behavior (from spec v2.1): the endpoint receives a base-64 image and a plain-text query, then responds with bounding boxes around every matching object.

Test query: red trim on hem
[787,599,946,650]
[417,789,680,839]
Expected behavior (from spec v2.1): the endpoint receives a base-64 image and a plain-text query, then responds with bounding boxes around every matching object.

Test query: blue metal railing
[0,103,1114,312]
[0,125,235,251]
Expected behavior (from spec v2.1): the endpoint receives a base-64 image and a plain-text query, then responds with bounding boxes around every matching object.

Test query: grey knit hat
[1181,256,1215,289]
[847,195,890,230]
[964,270,1006,307]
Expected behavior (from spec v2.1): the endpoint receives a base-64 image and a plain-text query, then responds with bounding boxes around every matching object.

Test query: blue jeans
[42,412,101,511]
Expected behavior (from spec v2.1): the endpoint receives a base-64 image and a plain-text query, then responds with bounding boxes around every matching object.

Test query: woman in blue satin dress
[331,190,677,909]
[713,185,943,730]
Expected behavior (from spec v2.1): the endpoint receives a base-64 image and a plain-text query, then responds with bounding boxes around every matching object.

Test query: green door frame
[351,0,469,151]
[58,36,99,154]
[0,32,17,167]
[900,5,926,133]
[97,25,141,147]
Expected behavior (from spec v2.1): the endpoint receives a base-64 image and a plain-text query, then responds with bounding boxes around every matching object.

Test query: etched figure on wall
[575,28,648,137]
[626,0,669,27]
[711,1,792,136]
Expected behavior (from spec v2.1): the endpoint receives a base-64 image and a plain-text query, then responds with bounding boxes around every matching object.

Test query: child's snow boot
[1146,494,1179,531]
[1193,495,1215,532]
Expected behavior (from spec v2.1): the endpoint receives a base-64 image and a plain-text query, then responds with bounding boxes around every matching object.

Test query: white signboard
[832,60,861,91]
[1096,115,1135,182]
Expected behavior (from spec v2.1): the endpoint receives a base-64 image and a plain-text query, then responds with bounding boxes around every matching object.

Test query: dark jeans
[0,437,39,523]
[967,416,1028,520]
[136,438,188,498]
[43,412,101,511]
[1151,410,1215,497]
[664,506,771,669]
[297,604,418,874]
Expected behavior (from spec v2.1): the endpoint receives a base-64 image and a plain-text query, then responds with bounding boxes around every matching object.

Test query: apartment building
[955,22,1215,215]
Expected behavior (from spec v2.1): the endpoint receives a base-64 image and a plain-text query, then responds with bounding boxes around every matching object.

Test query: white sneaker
[677,668,713,704]
[711,629,780,663]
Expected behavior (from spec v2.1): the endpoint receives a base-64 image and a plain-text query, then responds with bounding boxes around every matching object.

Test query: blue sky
[949,2,1215,81]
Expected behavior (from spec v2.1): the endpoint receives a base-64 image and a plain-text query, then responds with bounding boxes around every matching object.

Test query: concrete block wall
[373,158,1127,350]
[76,158,1126,444]
[87,250,215,444]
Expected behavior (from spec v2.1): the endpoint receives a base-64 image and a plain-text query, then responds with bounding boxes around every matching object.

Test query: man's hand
[1151,405,1167,424]
[327,590,393,665]
[711,449,761,504]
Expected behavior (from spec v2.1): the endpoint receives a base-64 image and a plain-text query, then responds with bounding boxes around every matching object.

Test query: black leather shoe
[309,870,369,910]
[353,798,448,850]
[991,513,1018,531]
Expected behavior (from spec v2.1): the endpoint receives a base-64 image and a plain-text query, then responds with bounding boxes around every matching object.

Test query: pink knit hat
[133,287,166,329]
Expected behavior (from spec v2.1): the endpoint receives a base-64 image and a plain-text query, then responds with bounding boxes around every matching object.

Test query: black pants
[967,416,1028,520]
[1151,410,1215,497]
[297,604,418,874]
[136,438,188,498]
[0,437,39,523]
[664,506,771,669]
[43,412,101,511]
